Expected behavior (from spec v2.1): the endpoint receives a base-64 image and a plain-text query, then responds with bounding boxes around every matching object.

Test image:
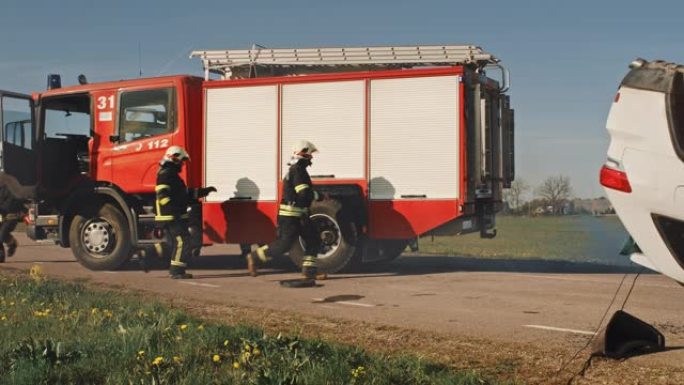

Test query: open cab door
[0,91,38,196]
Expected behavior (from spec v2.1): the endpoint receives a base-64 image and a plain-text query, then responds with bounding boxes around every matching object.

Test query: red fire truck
[0,45,514,273]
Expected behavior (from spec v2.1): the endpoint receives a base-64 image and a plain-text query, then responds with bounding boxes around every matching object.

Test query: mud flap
[592,310,665,358]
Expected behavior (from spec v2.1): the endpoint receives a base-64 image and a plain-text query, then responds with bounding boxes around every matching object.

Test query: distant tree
[536,175,573,215]
[503,179,530,214]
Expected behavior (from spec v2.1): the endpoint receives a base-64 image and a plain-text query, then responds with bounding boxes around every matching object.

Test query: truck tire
[289,198,357,273]
[69,203,133,271]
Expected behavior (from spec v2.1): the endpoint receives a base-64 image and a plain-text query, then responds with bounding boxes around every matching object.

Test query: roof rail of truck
[189,44,502,80]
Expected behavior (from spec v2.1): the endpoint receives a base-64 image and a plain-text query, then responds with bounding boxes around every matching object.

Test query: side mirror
[109,135,120,143]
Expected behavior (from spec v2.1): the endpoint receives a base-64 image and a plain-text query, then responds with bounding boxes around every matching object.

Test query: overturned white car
[601,59,684,284]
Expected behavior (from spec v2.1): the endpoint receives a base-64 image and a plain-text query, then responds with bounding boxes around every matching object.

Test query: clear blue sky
[1,0,682,198]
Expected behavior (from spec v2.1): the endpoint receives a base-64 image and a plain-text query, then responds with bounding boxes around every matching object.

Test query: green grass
[0,270,513,385]
[419,215,628,263]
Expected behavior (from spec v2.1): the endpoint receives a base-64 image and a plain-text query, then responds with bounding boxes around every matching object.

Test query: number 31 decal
[96,96,115,110]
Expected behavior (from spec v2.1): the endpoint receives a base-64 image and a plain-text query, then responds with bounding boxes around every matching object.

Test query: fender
[58,182,139,247]
[314,183,366,233]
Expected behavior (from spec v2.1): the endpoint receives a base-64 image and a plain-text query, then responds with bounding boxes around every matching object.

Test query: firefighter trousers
[0,218,18,258]
[257,215,320,262]
[165,220,192,273]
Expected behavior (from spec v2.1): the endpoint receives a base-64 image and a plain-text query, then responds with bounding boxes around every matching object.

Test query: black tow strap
[280,278,317,288]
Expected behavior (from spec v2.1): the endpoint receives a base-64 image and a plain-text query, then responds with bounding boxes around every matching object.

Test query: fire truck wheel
[69,203,133,271]
[289,198,357,274]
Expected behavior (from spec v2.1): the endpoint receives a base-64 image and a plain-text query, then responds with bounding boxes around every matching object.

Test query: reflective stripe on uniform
[154,243,164,255]
[279,204,307,213]
[173,236,183,263]
[159,197,171,206]
[170,260,187,267]
[155,184,171,192]
[302,255,317,267]
[278,210,304,217]
[155,215,174,222]
[279,204,307,217]
[256,245,270,262]
[294,184,310,193]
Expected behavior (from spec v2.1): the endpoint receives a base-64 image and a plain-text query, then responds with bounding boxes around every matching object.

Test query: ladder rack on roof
[189,44,501,80]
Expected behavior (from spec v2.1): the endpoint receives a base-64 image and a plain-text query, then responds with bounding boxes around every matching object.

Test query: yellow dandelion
[240,352,251,364]
[137,350,145,357]
[152,356,164,366]
[29,265,43,283]
[103,310,113,318]
[91,308,99,315]
[223,339,229,346]
[253,348,261,357]
[197,324,204,331]
[232,361,240,369]
[179,324,188,331]
[212,354,221,363]
[1,315,7,321]
[173,356,182,364]
[351,366,366,378]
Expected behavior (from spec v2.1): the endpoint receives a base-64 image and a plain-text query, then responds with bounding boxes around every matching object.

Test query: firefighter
[0,184,26,263]
[247,140,322,279]
[155,145,215,279]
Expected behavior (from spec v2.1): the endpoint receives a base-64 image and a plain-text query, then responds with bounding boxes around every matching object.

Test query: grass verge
[0,269,513,385]
[418,216,627,263]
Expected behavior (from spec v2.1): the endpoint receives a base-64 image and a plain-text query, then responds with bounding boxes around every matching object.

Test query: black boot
[6,238,17,257]
[302,256,318,279]
[169,265,192,279]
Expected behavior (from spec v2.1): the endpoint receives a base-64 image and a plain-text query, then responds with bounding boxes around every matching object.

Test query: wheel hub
[304,213,342,260]
[320,230,336,245]
[83,220,113,254]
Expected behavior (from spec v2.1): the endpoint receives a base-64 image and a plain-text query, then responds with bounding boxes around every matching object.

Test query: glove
[197,186,217,198]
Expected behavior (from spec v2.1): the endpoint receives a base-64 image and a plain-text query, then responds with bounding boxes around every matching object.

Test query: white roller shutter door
[204,86,278,202]
[281,81,365,179]
[370,75,460,200]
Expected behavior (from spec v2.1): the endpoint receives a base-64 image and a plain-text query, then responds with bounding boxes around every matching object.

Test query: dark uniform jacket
[0,185,25,217]
[155,162,189,222]
[279,159,314,217]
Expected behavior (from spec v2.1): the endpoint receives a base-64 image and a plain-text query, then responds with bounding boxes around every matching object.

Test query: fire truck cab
[0,44,514,273]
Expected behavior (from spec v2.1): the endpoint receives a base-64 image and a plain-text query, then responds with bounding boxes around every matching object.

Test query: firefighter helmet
[163,145,190,164]
[292,140,318,157]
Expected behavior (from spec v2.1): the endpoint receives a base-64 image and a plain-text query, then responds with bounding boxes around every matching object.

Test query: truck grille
[652,214,684,269]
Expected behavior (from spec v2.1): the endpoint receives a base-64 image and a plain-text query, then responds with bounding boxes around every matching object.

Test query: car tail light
[600,165,632,193]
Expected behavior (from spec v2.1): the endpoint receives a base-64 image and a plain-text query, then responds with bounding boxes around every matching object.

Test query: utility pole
[138,42,143,78]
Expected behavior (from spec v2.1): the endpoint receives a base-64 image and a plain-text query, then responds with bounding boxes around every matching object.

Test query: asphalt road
[2,233,684,377]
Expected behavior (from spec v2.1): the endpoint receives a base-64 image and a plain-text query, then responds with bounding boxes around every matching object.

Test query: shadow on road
[119,250,647,278]
[374,255,647,276]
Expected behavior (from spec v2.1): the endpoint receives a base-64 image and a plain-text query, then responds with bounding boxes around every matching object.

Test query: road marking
[312,298,376,307]
[523,324,596,336]
[178,281,220,288]
[508,273,675,289]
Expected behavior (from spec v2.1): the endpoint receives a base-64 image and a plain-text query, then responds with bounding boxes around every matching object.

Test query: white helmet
[163,145,190,164]
[292,140,318,156]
